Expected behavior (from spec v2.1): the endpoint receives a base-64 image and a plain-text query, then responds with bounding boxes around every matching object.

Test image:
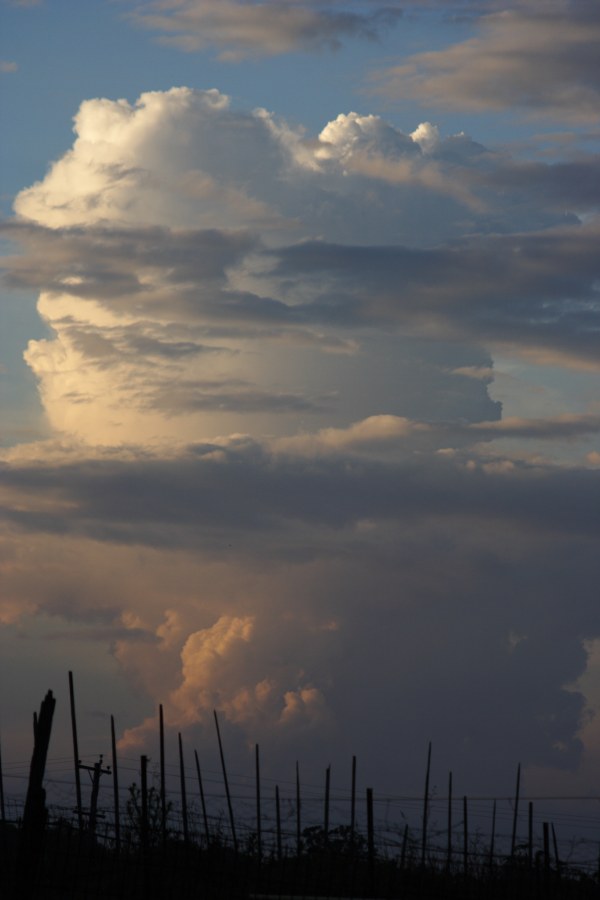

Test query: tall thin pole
[88,759,102,839]
[421,741,432,867]
[214,710,237,852]
[446,771,452,872]
[110,715,120,852]
[366,787,375,885]
[463,795,468,877]
[0,735,5,823]
[178,732,189,842]
[489,799,496,872]
[543,822,550,873]
[159,705,167,847]
[140,754,149,852]
[552,823,561,879]
[275,785,282,861]
[296,761,301,855]
[350,755,356,839]
[194,750,210,846]
[255,744,262,862]
[510,763,521,859]
[400,823,408,870]
[68,671,83,830]
[324,765,331,841]
[528,801,533,870]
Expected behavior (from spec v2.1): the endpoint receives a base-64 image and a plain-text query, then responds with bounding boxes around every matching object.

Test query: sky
[1,0,600,824]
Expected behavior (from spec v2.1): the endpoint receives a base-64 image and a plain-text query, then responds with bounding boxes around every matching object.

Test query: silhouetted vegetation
[2,682,599,898]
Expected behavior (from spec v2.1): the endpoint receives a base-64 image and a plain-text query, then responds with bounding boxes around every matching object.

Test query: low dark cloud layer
[1,439,599,789]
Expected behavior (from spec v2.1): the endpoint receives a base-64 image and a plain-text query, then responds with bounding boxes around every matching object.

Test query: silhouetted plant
[301,824,368,858]
[124,782,172,848]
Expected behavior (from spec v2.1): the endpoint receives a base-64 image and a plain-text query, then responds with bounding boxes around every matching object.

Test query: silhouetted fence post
[446,771,452,872]
[324,765,330,842]
[178,732,189,842]
[366,788,375,888]
[552,823,561,881]
[110,715,120,852]
[296,761,301,855]
[510,762,520,860]
[0,735,5,823]
[17,690,56,897]
[140,754,149,853]
[528,800,533,870]
[543,821,550,879]
[350,755,356,840]
[159,705,167,847]
[69,671,83,830]
[194,750,210,847]
[275,785,282,861]
[463,796,468,878]
[421,741,431,867]
[214,710,237,852]
[400,823,408,871]
[489,799,496,873]
[255,744,262,862]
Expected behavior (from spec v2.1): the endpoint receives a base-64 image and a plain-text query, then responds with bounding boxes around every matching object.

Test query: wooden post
[178,732,189,842]
[510,763,520,860]
[213,710,237,852]
[489,799,496,872]
[194,750,210,846]
[68,671,83,830]
[275,785,282,861]
[17,690,56,893]
[463,796,468,878]
[366,788,375,887]
[421,741,431,867]
[324,765,330,842]
[551,823,561,879]
[22,691,56,824]
[88,758,102,839]
[543,822,550,873]
[159,705,167,847]
[350,755,356,839]
[110,715,120,852]
[528,801,533,870]
[296,761,301,855]
[400,823,408,870]
[446,771,452,872]
[140,754,149,852]
[0,735,5,823]
[255,744,262,863]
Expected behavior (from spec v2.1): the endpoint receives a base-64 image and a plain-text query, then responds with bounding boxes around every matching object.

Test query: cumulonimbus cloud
[4,83,600,793]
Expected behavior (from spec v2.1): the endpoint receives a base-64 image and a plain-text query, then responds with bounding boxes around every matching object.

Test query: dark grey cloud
[2,443,600,548]
[482,156,600,212]
[5,217,600,372]
[270,221,600,368]
[2,441,599,786]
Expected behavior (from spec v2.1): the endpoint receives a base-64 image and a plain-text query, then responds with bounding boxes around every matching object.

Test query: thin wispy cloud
[130,0,403,60]
[371,2,600,124]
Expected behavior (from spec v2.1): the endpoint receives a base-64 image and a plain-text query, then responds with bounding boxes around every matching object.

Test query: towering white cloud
[4,85,600,799]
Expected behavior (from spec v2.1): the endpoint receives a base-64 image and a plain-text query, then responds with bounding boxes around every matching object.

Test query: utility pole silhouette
[78,755,111,839]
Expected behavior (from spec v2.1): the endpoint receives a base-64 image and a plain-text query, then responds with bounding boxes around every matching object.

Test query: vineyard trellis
[0,674,599,898]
